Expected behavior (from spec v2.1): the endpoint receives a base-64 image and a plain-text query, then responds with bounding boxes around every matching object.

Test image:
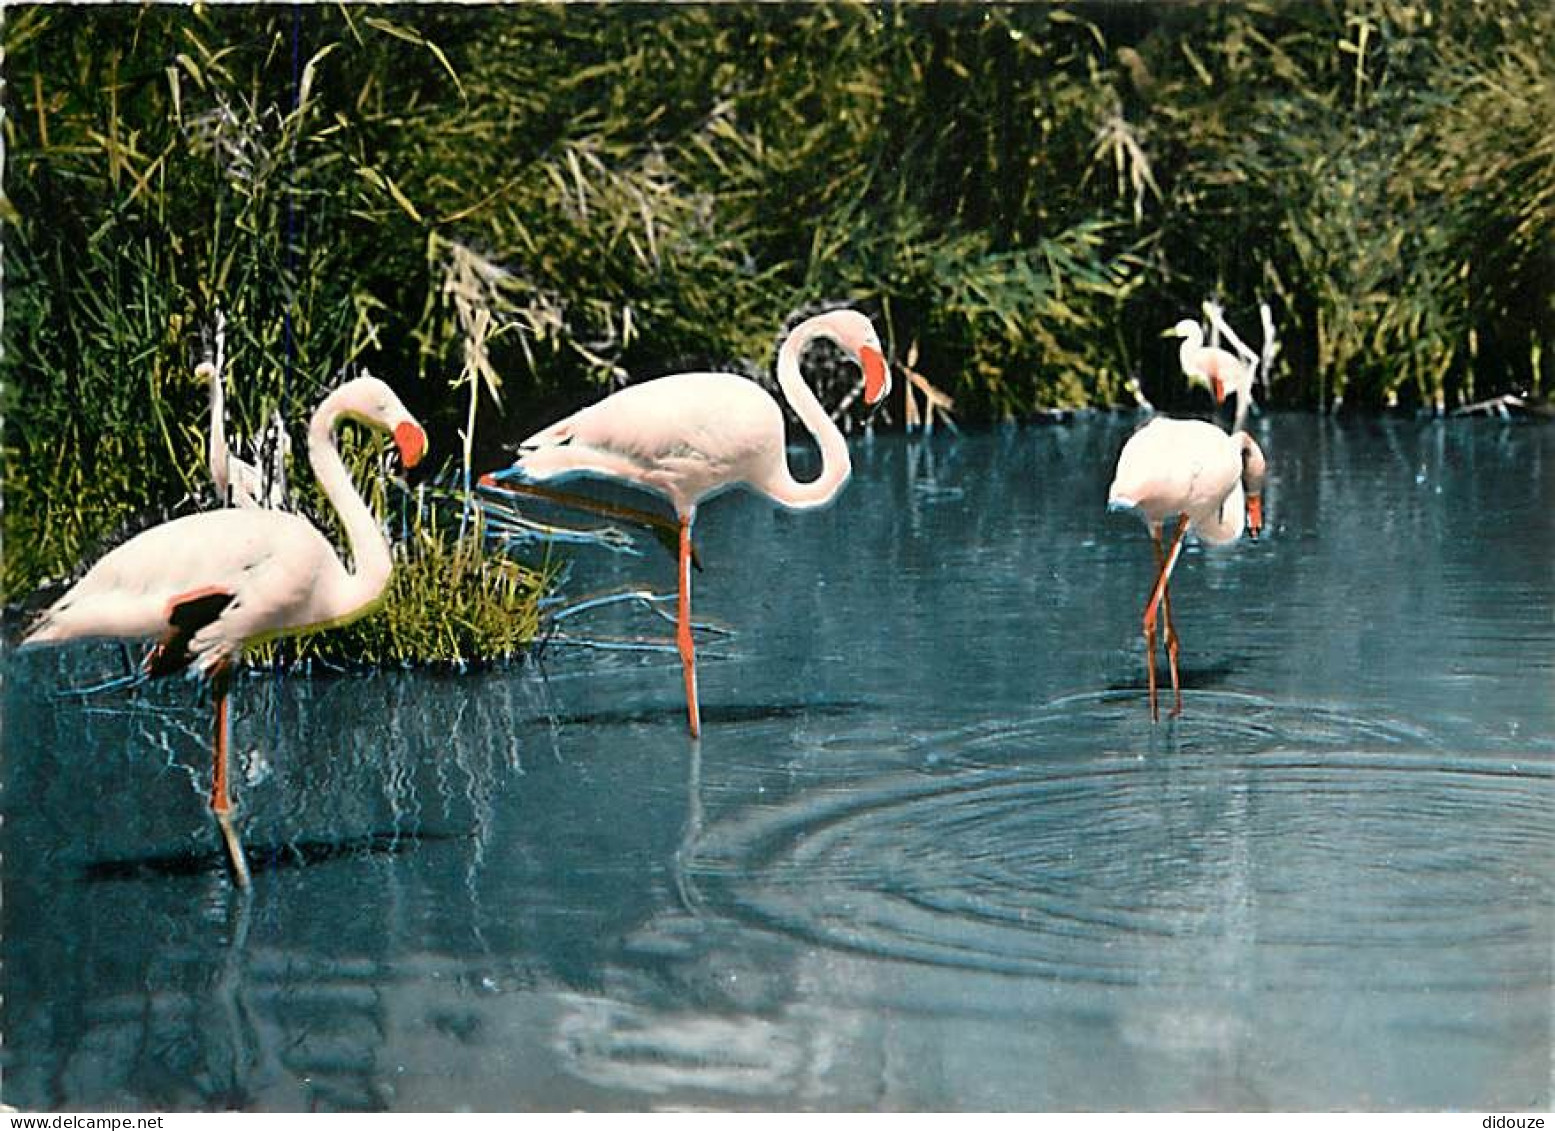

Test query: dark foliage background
[4,1,1551,599]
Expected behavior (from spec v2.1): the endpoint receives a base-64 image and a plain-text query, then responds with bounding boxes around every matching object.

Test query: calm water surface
[4,415,1552,1110]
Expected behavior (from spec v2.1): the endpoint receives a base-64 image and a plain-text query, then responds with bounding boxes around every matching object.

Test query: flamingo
[1168,318,1257,433]
[194,360,289,509]
[1107,416,1267,720]
[23,376,427,886]
[480,307,891,738]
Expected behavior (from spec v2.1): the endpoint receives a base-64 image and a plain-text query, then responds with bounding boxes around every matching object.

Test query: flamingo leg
[677,511,701,738]
[209,663,251,889]
[1152,531,1184,719]
[1145,606,1160,723]
[1141,515,1190,722]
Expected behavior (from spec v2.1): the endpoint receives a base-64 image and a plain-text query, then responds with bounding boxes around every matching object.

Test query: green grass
[249,515,549,671]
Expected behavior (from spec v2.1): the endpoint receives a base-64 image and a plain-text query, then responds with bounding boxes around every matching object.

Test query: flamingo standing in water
[1107,416,1267,720]
[481,308,891,738]
[194,360,290,510]
[1169,318,1257,433]
[24,376,427,886]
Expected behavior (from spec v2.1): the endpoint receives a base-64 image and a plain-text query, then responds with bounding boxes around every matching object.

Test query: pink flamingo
[1107,416,1267,720]
[1169,318,1257,432]
[24,376,428,886]
[481,308,891,738]
[194,360,290,510]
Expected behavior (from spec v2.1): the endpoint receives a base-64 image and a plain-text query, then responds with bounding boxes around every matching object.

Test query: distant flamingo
[481,308,891,738]
[194,360,289,509]
[24,376,427,886]
[1107,416,1267,720]
[1169,319,1256,433]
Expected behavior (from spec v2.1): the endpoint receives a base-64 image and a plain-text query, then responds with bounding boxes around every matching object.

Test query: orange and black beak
[1247,494,1264,540]
[394,421,428,470]
[860,344,891,406]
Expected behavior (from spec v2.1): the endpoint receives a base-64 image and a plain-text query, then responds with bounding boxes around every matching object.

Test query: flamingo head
[331,376,428,470]
[1239,433,1268,540]
[1167,318,1201,341]
[817,309,892,406]
[193,361,219,385]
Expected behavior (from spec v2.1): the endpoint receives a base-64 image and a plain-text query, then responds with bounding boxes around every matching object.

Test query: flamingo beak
[480,465,527,489]
[394,421,427,469]
[860,345,890,406]
[1247,494,1263,540]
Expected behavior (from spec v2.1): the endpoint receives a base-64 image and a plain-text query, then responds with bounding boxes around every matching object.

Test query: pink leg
[209,664,251,888]
[1145,600,1160,723]
[677,513,701,739]
[212,674,233,816]
[1141,516,1190,722]
[1152,531,1184,719]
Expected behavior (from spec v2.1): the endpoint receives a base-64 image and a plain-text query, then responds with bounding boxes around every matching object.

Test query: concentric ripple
[690,695,1554,990]
[930,689,1446,767]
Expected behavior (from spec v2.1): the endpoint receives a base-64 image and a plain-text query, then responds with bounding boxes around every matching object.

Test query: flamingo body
[1108,417,1250,545]
[515,371,789,515]
[486,307,891,737]
[28,509,350,674]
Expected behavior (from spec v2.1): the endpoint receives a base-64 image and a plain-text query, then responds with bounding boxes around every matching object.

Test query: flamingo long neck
[762,322,852,510]
[1237,430,1267,495]
[1230,380,1252,435]
[1178,327,1204,381]
[207,369,230,497]
[308,396,393,615]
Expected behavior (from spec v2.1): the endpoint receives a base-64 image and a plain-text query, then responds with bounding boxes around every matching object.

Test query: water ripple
[690,696,1554,990]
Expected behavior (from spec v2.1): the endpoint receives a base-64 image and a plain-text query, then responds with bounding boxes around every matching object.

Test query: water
[4,415,1552,1111]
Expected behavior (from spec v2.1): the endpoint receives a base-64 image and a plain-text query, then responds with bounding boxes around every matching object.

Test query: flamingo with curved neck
[1169,319,1256,433]
[481,307,892,737]
[25,376,427,885]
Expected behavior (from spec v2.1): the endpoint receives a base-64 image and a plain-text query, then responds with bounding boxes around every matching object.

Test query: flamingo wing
[144,588,238,677]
